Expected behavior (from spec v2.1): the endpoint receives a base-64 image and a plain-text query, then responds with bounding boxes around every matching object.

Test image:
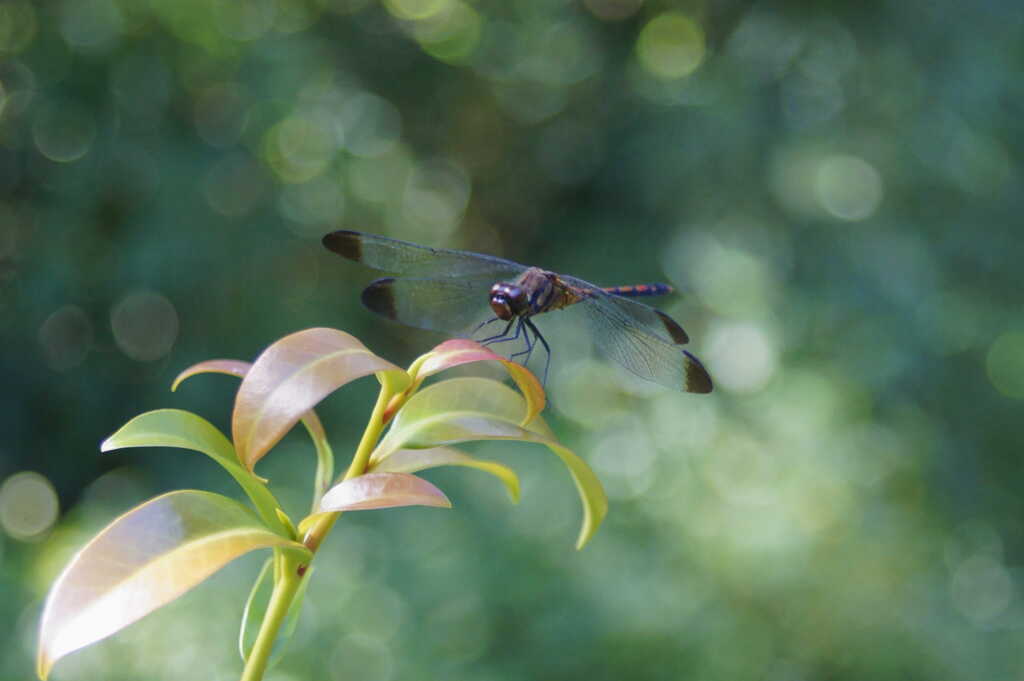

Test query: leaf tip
[36,652,52,681]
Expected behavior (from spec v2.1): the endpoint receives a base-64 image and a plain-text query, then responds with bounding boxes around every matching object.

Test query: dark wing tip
[322,230,364,262]
[684,350,713,393]
[361,277,399,320]
[655,310,690,344]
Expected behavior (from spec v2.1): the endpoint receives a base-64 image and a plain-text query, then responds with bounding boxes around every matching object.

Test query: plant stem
[300,383,393,552]
[239,550,304,681]
[240,382,396,681]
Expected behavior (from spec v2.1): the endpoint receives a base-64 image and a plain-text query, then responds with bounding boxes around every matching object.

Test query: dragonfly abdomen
[603,283,673,298]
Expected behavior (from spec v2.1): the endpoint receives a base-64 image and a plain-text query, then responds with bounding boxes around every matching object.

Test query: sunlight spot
[815,155,883,221]
[414,1,482,64]
[336,92,402,158]
[110,290,178,361]
[0,2,36,54]
[264,114,337,183]
[706,322,778,393]
[279,173,346,234]
[636,13,705,80]
[0,471,58,541]
[329,634,394,681]
[203,153,270,217]
[384,0,451,21]
[212,0,276,41]
[38,305,93,371]
[32,101,96,163]
[398,158,470,240]
[950,554,1015,624]
[986,331,1024,399]
[59,0,122,51]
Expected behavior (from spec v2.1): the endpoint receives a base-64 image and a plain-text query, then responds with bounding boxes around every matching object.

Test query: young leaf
[237,558,310,668]
[239,558,273,663]
[172,359,336,509]
[232,328,410,470]
[412,339,545,424]
[100,409,290,536]
[372,377,607,548]
[37,490,311,680]
[319,472,452,511]
[370,446,520,503]
[171,359,252,390]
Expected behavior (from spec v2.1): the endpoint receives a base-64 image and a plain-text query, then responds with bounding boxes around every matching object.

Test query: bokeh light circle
[31,102,96,163]
[986,331,1024,399]
[279,174,346,233]
[384,0,450,21]
[0,2,37,54]
[0,471,59,540]
[59,0,123,51]
[38,305,94,371]
[265,115,337,183]
[636,13,706,80]
[950,554,1015,623]
[706,322,778,393]
[815,155,884,221]
[337,92,402,158]
[110,290,179,361]
[414,1,482,64]
[328,634,394,681]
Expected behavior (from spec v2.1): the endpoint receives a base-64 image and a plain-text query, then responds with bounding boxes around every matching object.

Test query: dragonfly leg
[478,318,516,344]
[471,316,501,338]
[524,318,551,385]
[485,317,525,348]
[511,320,536,363]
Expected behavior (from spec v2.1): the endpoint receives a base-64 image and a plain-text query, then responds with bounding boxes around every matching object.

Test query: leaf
[370,447,520,503]
[171,357,336,509]
[37,490,311,680]
[319,472,452,511]
[413,339,545,424]
[373,377,607,548]
[100,409,290,536]
[239,558,273,663]
[171,359,252,390]
[232,328,410,470]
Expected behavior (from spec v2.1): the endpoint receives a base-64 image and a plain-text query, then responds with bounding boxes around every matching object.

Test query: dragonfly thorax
[489,282,528,320]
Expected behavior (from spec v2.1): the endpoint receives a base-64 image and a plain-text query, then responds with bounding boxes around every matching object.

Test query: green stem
[301,383,393,553]
[239,550,304,681]
[239,381,396,681]
[343,383,393,480]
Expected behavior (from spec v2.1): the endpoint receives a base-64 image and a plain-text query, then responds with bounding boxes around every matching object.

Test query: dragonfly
[322,230,712,393]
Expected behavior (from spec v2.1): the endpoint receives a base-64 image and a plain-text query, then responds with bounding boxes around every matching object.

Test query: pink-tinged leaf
[370,447,520,503]
[169,356,335,508]
[37,490,311,680]
[319,473,452,511]
[171,359,252,391]
[414,339,545,424]
[372,377,607,548]
[232,328,410,470]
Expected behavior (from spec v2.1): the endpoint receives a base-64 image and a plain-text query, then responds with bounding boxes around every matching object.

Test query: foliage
[36,329,604,680]
[2,0,1022,679]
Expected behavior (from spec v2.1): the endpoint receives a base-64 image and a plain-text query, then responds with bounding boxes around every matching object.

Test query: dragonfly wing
[361,276,497,336]
[560,275,691,345]
[563,281,712,393]
[324,230,525,279]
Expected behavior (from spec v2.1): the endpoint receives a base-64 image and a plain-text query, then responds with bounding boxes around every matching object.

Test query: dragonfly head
[489,282,527,320]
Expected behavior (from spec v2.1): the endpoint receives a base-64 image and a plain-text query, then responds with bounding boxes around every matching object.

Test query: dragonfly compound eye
[490,283,525,320]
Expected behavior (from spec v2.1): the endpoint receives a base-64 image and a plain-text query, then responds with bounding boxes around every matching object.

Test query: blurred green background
[2,0,1023,679]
